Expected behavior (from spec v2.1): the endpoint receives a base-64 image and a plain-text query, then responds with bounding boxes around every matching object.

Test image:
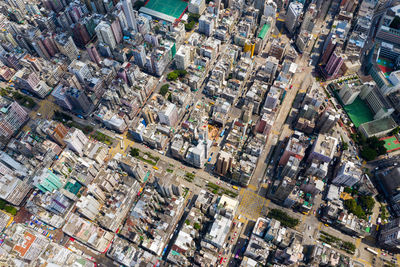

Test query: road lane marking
[355,258,371,267]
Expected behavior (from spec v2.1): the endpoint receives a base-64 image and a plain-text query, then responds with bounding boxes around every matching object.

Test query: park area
[380,136,400,153]
[144,0,188,19]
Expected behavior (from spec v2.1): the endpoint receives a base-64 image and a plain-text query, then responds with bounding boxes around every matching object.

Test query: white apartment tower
[95,21,117,49]
[122,0,138,31]
[175,46,189,70]
[285,2,303,34]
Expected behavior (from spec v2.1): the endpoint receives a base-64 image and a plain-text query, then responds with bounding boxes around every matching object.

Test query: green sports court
[381,136,400,152]
[331,84,375,128]
[342,97,374,128]
[143,0,188,19]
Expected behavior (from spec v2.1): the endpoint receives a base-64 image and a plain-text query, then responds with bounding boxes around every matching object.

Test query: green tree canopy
[361,147,378,161]
[167,72,178,81]
[392,126,400,135]
[359,195,375,212]
[130,148,140,157]
[342,142,349,150]
[160,84,169,96]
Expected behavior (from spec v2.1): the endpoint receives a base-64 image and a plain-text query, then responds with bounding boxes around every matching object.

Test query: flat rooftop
[140,0,188,22]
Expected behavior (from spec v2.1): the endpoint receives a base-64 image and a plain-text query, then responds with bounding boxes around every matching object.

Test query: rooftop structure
[359,116,398,138]
[203,214,232,249]
[62,213,114,253]
[308,134,337,163]
[139,0,188,23]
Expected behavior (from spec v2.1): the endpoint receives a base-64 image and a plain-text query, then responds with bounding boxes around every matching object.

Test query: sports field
[343,97,374,127]
[381,136,400,152]
[144,0,188,18]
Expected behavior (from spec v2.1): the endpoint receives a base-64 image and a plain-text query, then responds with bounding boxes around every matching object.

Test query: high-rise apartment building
[86,44,101,64]
[122,0,137,31]
[332,162,362,187]
[285,2,303,34]
[324,50,344,78]
[95,21,117,49]
[199,14,215,37]
[55,34,79,60]
[216,151,233,176]
[132,46,146,68]
[0,101,29,144]
[66,88,93,115]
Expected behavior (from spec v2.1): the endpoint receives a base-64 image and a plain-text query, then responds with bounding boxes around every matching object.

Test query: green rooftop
[258,23,270,40]
[144,0,187,19]
[64,181,82,195]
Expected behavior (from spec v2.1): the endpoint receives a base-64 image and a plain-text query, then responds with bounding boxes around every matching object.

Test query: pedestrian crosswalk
[237,189,269,221]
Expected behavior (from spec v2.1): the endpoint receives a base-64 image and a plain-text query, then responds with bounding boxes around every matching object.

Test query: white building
[332,161,362,187]
[185,138,212,168]
[158,103,178,126]
[338,84,361,105]
[264,56,279,83]
[285,2,303,34]
[63,128,89,156]
[203,214,232,249]
[121,0,137,31]
[188,0,206,14]
[264,0,277,18]
[76,195,101,220]
[95,21,117,49]
[263,86,280,111]
[68,60,93,83]
[32,81,51,98]
[0,174,31,205]
[175,45,190,70]
[55,35,79,60]
[308,134,337,163]
[199,14,216,37]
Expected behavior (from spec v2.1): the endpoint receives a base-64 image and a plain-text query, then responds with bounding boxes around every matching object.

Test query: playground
[380,136,400,153]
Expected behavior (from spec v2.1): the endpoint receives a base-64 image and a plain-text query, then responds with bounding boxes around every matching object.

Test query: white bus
[120,140,124,150]
[322,243,332,249]
[366,247,378,255]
